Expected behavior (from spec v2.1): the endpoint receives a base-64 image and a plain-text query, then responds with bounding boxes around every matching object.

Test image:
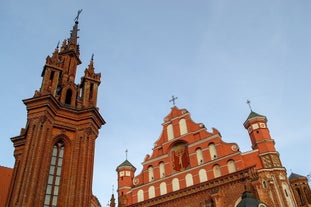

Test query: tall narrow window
[172,178,180,191]
[148,166,154,182]
[196,148,204,165]
[137,189,144,202]
[227,160,236,173]
[209,143,217,159]
[179,119,188,135]
[199,169,208,182]
[185,173,194,187]
[159,162,165,178]
[44,141,64,207]
[65,89,72,105]
[160,182,167,195]
[213,164,221,178]
[50,71,55,80]
[148,186,155,199]
[167,124,174,140]
[89,83,94,100]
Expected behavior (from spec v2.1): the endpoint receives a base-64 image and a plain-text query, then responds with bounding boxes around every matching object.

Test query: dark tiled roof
[289,172,306,180]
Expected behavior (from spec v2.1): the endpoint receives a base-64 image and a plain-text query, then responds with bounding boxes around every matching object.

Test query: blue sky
[1,1,311,205]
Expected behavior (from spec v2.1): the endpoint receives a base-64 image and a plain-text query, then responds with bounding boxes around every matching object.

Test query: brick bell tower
[6,13,105,207]
[244,110,297,207]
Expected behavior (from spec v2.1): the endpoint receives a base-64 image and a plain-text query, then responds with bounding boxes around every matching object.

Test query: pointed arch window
[44,141,64,207]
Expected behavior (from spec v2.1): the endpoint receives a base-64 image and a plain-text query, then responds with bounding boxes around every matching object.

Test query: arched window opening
[282,183,295,206]
[148,166,154,182]
[167,124,174,141]
[172,178,180,191]
[148,186,155,199]
[185,173,194,187]
[137,189,144,202]
[199,169,208,183]
[196,148,204,165]
[44,141,64,207]
[209,143,217,160]
[159,162,165,178]
[297,188,305,205]
[89,83,94,100]
[179,119,188,135]
[213,164,221,178]
[160,182,167,195]
[227,160,236,173]
[65,89,72,105]
[50,71,55,81]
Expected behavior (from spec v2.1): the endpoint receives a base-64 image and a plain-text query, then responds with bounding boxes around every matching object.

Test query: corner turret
[116,159,136,207]
[243,111,276,152]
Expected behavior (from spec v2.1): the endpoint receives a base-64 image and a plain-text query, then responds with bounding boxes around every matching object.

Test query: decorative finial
[246,99,253,112]
[91,53,94,61]
[74,9,83,22]
[169,95,178,106]
[125,149,128,160]
[112,185,114,194]
[56,41,60,48]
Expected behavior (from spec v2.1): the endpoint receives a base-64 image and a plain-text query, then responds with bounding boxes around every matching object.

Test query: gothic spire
[61,10,82,56]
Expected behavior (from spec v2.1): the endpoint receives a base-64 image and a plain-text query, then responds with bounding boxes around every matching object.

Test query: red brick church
[0,15,310,207]
[115,105,311,206]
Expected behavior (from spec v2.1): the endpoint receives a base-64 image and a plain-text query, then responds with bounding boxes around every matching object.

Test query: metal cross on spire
[74,9,83,22]
[246,99,253,112]
[169,95,178,106]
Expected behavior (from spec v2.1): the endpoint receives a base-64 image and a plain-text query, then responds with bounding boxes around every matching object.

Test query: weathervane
[74,9,83,22]
[169,95,178,106]
[246,99,253,112]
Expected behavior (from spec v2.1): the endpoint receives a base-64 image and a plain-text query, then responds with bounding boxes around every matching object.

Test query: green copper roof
[246,111,266,120]
[116,159,136,171]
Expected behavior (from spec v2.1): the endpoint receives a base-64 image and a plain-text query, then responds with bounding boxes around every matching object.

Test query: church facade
[116,106,310,207]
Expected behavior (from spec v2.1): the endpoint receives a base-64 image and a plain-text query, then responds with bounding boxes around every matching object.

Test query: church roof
[116,160,136,171]
[289,172,306,180]
[244,111,267,126]
[237,191,267,207]
[246,111,266,120]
